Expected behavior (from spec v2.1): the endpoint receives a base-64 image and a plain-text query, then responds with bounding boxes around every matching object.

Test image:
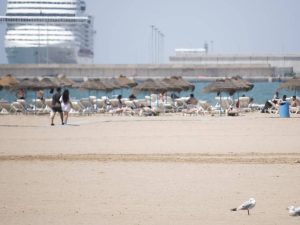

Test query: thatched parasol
[116,75,137,88]
[0,74,19,89]
[230,76,254,92]
[169,76,195,91]
[39,77,59,89]
[98,78,120,91]
[54,74,76,87]
[80,78,109,91]
[110,77,128,89]
[132,79,168,94]
[278,77,300,93]
[17,78,42,90]
[203,76,253,95]
[161,78,183,92]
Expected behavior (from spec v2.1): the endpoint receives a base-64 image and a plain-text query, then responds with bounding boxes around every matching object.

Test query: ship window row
[7,39,75,41]
[5,36,74,41]
[7,7,76,10]
[7,13,76,16]
[10,28,77,31]
[9,28,89,33]
[7,33,75,36]
[5,14,90,19]
[8,2,76,5]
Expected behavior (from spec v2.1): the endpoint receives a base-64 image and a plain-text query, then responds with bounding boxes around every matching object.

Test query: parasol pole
[219,92,221,116]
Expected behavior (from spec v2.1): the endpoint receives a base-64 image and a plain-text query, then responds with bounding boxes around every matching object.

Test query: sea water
[0,81,297,105]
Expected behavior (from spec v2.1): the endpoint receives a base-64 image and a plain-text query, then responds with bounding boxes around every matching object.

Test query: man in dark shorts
[50,87,64,126]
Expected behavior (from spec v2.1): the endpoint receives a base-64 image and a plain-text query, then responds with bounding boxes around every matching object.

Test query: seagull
[231,198,256,215]
[287,206,300,216]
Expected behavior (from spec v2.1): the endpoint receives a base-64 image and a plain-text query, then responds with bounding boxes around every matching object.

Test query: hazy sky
[0,0,300,64]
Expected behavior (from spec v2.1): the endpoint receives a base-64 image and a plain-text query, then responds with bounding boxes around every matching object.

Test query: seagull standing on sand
[287,206,300,216]
[231,198,256,215]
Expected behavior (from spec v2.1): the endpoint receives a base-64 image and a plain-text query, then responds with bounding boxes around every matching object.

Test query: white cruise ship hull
[0,0,94,64]
[6,46,93,64]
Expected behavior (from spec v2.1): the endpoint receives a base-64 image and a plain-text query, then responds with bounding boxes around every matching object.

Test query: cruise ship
[0,0,94,64]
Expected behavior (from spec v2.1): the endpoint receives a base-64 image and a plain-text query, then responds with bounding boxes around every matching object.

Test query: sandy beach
[0,112,300,224]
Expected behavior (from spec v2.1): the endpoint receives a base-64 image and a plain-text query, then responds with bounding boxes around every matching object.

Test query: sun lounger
[11,101,26,114]
[0,100,14,114]
[237,97,252,112]
[290,106,300,114]
[31,99,49,114]
[70,100,85,115]
[95,99,107,113]
[79,98,94,114]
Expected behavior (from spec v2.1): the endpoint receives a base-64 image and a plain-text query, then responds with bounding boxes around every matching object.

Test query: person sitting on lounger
[186,94,198,105]
[290,96,300,107]
[227,105,239,116]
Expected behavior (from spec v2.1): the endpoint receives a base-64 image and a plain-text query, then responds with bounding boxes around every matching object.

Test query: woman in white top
[60,89,72,124]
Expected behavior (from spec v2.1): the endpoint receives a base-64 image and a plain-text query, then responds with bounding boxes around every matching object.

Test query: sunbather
[186,94,198,105]
[290,96,300,107]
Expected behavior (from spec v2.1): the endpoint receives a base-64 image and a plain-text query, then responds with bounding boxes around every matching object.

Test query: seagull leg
[248,209,249,215]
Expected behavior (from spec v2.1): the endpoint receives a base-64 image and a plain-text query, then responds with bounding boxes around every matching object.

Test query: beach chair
[79,98,94,114]
[31,99,49,114]
[134,99,148,108]
[0,100,14,114]
[214,97,234,115]
[154,101,173,114]
[198,101,212,113]
[11,101,26,114]
[268,100,279,114]
[175,98,188,112]
[95,99,107,113]
[70,100,84,115]
[290,106,300,114]
[107,99,124,116]
[237,97,251,112]
[41,98,53,113]
[121,101,140,116]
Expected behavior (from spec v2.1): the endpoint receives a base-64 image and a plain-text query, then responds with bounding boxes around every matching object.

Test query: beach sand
[0,112,300,225]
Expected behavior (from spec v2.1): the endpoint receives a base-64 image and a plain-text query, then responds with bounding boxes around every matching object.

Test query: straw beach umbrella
[80,78,112,91]
[54,74,76,87]
[203,76,254,112]
[0,74,19,90]
[230,76,254,92]
[161,78,183,92]
[203,76,253,94]
[110,77,128,89]
[132,79,168,106]
[101,78,120,91]
[17,78,41,90]
[132,78,168,94]
[169,76,195,91]
[39,77,59,90]
[278,77,300,94]
[116,75,137,88]
[203,78,236,94]
[79,78,114,98]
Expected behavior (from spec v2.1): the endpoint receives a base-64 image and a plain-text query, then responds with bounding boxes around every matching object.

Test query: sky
[0,0,300,64]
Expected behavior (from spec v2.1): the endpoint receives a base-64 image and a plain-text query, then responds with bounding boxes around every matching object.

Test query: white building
[170,51,300,76]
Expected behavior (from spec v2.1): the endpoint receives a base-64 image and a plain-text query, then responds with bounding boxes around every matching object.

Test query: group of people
[50,87,72,126]
[261,91,300,113]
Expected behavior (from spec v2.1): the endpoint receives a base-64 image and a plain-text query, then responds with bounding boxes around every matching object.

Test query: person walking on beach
[50,87,64,126]
[60,89,73,124]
